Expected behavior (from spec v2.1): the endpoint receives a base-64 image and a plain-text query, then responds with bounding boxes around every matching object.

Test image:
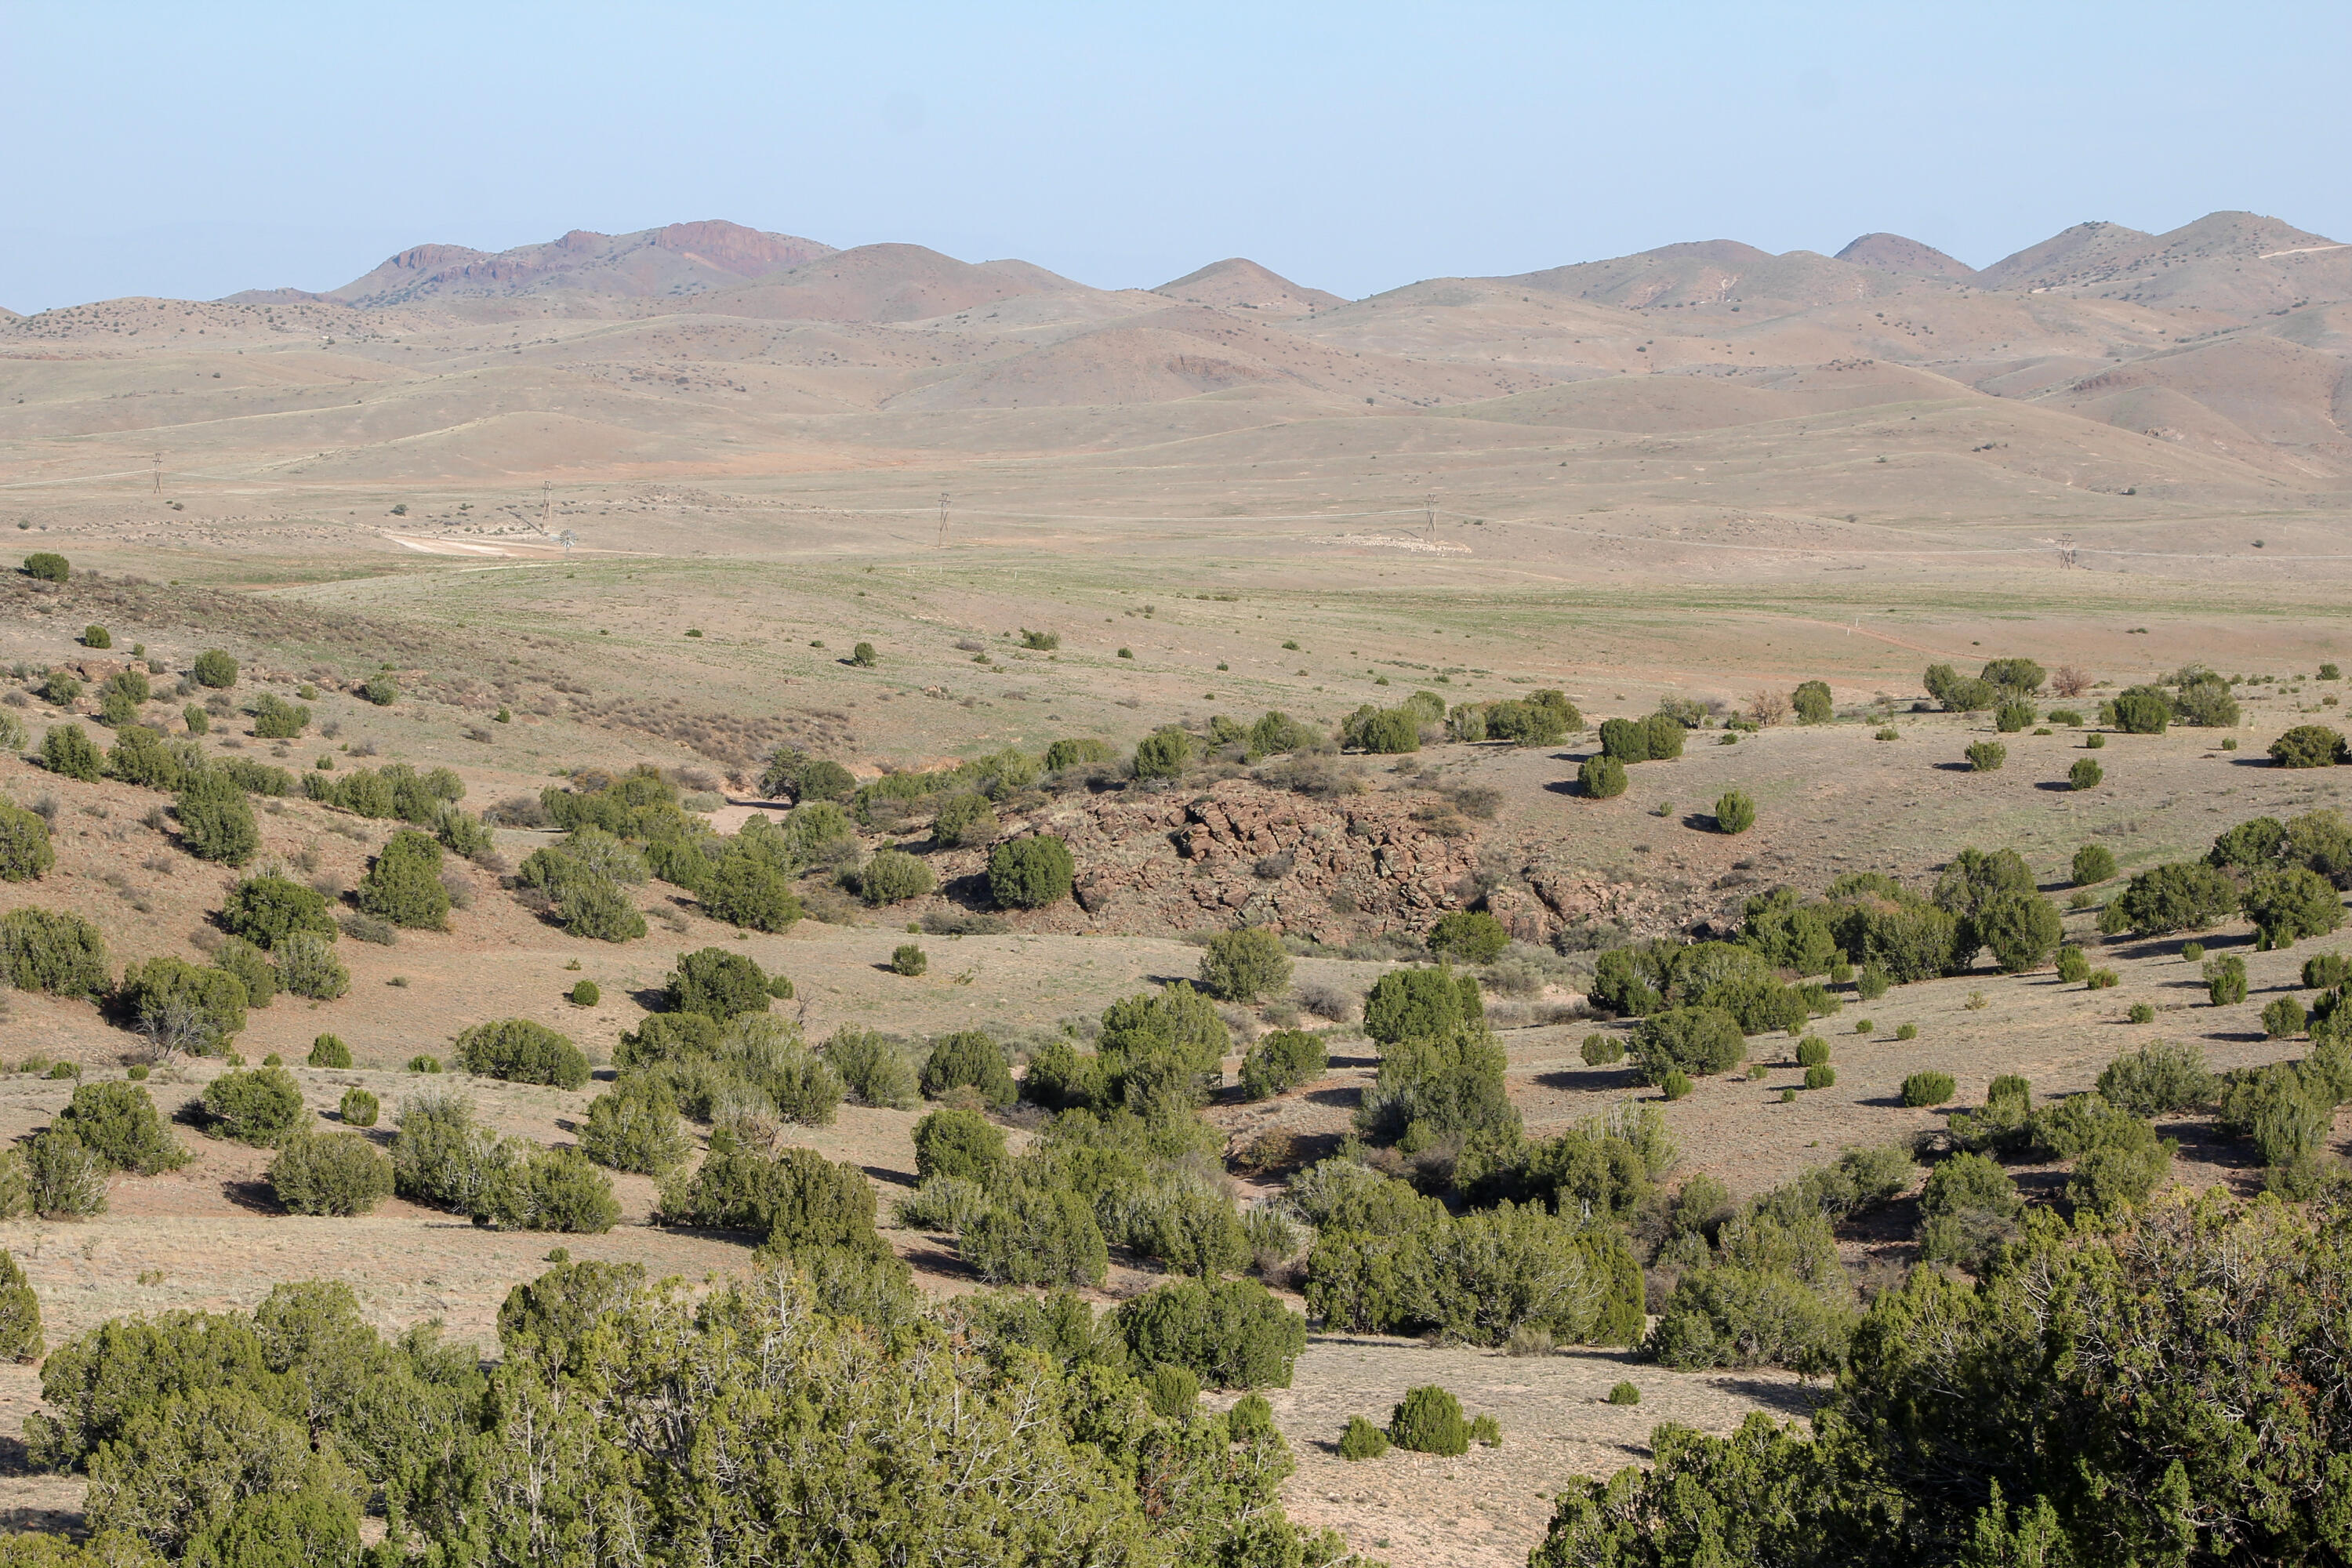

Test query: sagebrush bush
[2270,725,2346,768]
[212,937,277,1010]
[55,1083,187,1174]
[1113,1276,1306,1389]
[22,551,69,583]
[201,1066,304,1145]
[2072,844,2116,885]
[305,1033,352,1069]
[2204,954,2249,1007]
[1580,1033,1624,1066]
[268,1131,393,1216]
[120,956,248,1053]
[339,1087,378,1127]
[454,1018,590,1089]
[1197,926,1292,1003]
[249,694,310,739]
[569,978,601,1006]
[988,835,1074,908]
[963,1185,1109,1287]
[1965,741,2006,772]
[274,931,349,1001]
[1,907,109,997]
[890,943,927,976]
[26,1129,105,1217]
[191,649,238,688]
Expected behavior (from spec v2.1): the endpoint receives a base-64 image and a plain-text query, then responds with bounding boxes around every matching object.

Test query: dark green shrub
[988,835,1074,908]
[889,943,927,976]
[212,937,276,1009]
[2070,757,2103,790]
[2110,685,2170,735]
[1632,1007,1746,1081]
[1805,1065,1837,1090]
[1044,736,1116,771]
[1389,1385,1469,1455]
[920,1031,1014,1109]
[480,1145,620,1233]
[912,1108,1006,1182]
[55,1083,187,1174]
[1197,926,1293,1002]
[0,1250,41,1360]
[1855,963,1890,1000]
[557,873,646,942]
[1965,741,2006,772]
[222,873,333,949]
[1134,726,1196,776]
[0,907,109,996]
[1580,1033,1624,1066]
[1916,1150,2022,1269]
[2204,954,2248,1006]
[964,1185,1109,1287]
[2303,951,2350,989]
[82,625,112,651]
[305,1033,351,1069]
[1338,1416,1390,1460]
[1796,1036,1831,1069]
[2087,968,2119,989]
[1113,1277,1306,1388]
[2097,862,2240,937]
[931,791,1000,847]
[0,800,55,882]
[201,1066,304,1145]
[569,979,601,1006]
[2263,996,2307,1039]
[1792,681,1833,724]
[2245,866,2343,949]
[1145,1363,1200,1417]
[1979,891,2063,973]
[666,946,772,1019]
[1597,717,1649,762]
[1606,1381,1641,1406]
[858,848,935,906]
[848,641,877,666]
[661,1142,883,1254]
[120,956,248,1052]
[359,674,397,706]
[267,1131,393,1215]
[454,1018,590,1089]
[1715,791,1755,833]
[1642,714,1686,760]
[825,1028,917,1109]
[2269,725,2345,768]
[338,1088,377,1127]
[1428,910,1511,964]
[174,772,259,866]
[1240,1029,1327,1099]
[41,724,101,782]
[1994,700,2034,733]
[249,695,310,739]
[2056,945,2090,983]
[192,650,238,688]
[101,724,181,789]
[1578,754,1627,798]
[1363,965,1482,1045]
[2072,844,2117,885]
[691,860,804,931]
[358,829,448,928]
[1901,1070,1956,1107]
[578,1078,688,1174]
[22,552,68,583]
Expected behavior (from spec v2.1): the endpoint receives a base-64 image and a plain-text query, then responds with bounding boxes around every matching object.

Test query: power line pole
[152,453,162,495]
[1424,491,1437,543]
[542,481,552,533]
[938,492,950,547]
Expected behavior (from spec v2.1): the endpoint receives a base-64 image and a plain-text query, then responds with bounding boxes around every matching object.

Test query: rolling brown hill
[1154,259,1345,316]
[1834,233,1976,278]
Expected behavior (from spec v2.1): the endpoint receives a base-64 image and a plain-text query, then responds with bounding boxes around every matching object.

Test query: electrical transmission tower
[1424,491,1438,543]
[2057,533,2078,569]
[938,493,950,547]
[152,453,162,495]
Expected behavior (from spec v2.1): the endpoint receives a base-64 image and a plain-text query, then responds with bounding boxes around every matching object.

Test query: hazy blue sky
[4,2,2345,311]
